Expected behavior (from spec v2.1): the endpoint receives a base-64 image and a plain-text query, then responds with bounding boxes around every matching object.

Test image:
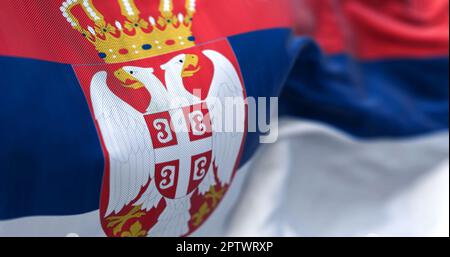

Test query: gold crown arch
[60,0,197,63]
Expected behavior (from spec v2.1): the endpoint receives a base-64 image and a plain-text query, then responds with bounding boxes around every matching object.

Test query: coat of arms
[62,0,247,236]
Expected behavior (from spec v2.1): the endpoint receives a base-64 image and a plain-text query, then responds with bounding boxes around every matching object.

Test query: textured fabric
[0,0,448,236]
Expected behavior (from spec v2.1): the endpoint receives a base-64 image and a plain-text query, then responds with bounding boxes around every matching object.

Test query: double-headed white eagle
[90,50,245,236]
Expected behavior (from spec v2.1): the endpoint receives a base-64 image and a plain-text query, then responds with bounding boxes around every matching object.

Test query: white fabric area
[225,119,449,237]
[0,119,448,237]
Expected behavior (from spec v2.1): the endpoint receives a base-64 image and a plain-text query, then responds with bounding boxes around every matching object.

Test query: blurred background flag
[231,0,449,237]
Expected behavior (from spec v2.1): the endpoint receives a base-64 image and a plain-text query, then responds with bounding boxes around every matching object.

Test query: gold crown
[60,0,197,63]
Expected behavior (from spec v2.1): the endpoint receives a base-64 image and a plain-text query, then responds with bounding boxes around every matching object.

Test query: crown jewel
[61,0,197,63]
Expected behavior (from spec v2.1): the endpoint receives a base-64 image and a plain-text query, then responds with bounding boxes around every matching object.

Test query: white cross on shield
[144,102,213,199]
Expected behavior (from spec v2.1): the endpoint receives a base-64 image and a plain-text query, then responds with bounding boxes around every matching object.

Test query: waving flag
[0,0,448,237]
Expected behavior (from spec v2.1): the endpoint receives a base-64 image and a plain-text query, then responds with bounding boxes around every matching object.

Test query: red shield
[73,39,247,237]
[144,103,213,199]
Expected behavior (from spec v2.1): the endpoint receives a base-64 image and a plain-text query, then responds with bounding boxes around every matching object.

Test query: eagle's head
[114,66,154,89]
[161,54,200,78]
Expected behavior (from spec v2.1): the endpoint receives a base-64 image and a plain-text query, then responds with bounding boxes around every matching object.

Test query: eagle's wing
[203,50,246,187]
[90,71,157,216]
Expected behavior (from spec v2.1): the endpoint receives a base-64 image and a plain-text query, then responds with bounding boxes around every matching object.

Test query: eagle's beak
[182,54,201,78]
[114,68,144,89]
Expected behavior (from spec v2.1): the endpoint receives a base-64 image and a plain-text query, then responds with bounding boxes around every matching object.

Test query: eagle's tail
[147,196,191,237]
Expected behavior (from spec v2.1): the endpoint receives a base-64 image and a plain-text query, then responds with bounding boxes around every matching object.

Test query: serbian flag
[0,0,448,237]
